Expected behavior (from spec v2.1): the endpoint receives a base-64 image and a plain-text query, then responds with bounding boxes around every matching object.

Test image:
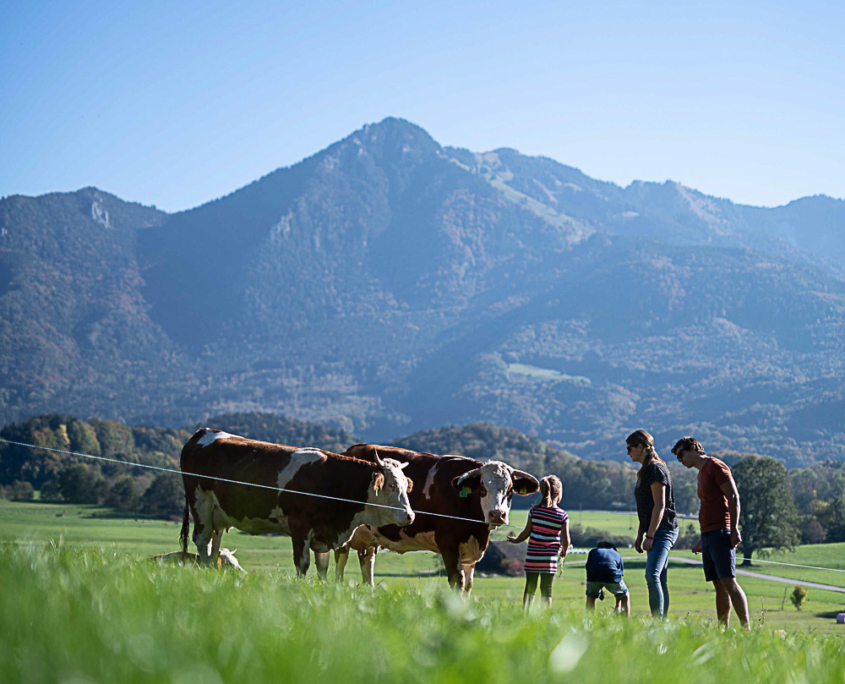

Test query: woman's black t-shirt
[634,461,678,532]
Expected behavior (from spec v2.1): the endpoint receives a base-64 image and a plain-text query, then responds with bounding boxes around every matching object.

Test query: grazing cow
[179,429,415,578]
[336,444,539,594]
[152,548,246,573]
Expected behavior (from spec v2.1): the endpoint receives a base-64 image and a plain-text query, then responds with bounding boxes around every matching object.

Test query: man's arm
[719,478,742,548]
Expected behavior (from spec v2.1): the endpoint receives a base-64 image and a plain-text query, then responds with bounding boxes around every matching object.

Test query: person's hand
[730,528,742,549]
[692,539,702,554]
[643,536,654,552]
[506,534,517,543]
[634,534,643,554]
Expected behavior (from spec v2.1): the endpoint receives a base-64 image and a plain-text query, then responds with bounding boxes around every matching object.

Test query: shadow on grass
[813,610,845,619]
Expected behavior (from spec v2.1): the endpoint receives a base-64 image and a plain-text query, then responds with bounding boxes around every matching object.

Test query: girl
[507,475,570,610]
[627,429,679,618]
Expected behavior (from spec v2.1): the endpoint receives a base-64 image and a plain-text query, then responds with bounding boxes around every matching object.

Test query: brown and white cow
[179,429,414,578]
[335,444,539,594]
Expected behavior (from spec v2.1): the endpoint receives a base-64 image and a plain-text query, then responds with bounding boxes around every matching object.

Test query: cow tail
[180,502,190,553]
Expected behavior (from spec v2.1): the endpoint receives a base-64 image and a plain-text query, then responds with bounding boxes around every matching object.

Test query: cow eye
[480,486,487,497]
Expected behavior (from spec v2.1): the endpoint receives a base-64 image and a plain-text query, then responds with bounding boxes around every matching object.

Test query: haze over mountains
[1,117,843,466]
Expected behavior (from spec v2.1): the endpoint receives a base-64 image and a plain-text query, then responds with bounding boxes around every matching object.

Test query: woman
[627,429,679,618]
[507,475,570,611]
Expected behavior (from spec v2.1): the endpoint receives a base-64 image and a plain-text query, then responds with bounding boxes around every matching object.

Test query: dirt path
[667,555,845,594]
[560,554,845,594]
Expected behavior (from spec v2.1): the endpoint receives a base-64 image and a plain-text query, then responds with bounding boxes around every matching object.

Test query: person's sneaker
[598,588,605,601]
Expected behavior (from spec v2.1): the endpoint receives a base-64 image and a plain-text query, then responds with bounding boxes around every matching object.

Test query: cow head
[452,462,540,527]
[369,450,415,527]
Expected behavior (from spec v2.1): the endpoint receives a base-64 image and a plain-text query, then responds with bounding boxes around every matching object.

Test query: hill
[1,118,844,465]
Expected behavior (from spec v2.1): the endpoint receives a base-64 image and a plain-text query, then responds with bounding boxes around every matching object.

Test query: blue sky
[2,0,842,212]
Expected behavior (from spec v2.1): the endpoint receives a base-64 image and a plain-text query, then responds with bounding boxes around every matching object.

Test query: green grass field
[2,542,845,684]
[3,499,844,636]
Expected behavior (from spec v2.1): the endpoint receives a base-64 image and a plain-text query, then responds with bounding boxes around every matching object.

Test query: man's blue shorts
[701,529,736,582]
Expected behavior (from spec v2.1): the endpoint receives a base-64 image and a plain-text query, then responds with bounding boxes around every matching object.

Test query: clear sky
[2,0,843,212]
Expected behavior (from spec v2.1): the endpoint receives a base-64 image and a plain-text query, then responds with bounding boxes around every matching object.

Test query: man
[584,541,630,616]
[672,436,750,629]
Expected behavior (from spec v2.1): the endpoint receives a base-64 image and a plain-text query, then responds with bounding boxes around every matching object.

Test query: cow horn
[373,448,385,468]
[510,468,539,484]
[456,466,484,485]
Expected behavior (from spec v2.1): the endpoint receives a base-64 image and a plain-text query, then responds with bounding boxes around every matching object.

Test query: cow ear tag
[459,487,470,498]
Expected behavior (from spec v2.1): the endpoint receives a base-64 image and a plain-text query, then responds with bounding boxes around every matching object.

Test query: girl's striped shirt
[524,505,569,574]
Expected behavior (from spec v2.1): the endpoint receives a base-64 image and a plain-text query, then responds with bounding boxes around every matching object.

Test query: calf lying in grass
[152,548,246,573]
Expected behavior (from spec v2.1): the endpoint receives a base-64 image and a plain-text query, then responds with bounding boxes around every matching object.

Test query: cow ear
[397,461,409,470]
[452,474,480,491]
[513,475,540,495]
[405,477,413,493]
[371,472,385,494]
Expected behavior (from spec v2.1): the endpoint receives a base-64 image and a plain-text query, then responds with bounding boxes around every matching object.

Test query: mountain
[1,118,844,466]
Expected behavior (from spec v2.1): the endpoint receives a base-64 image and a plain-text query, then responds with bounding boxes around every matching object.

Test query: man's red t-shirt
[698,457,733,533]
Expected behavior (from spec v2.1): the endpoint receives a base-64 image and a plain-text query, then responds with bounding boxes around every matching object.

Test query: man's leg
[586,596,597,611]
[713,579,732,627]
[718,577,750,629]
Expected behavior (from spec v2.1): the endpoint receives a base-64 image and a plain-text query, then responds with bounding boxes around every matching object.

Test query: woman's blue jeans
[645,526,679,618]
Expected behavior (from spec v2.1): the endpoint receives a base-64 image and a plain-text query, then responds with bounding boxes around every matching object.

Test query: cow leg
[358,546,377,587]
[291,531,313,577]
[440,547,466,592]
[314,551,331,580]
[209,529,223,567]
[334,545,350,582]
[190,489,216,565]
[462,563,476,597]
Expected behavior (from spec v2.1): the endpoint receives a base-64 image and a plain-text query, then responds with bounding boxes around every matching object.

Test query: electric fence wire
[3,437,845,580]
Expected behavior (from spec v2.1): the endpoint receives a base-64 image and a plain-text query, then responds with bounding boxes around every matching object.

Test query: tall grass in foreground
[1,545,843,684]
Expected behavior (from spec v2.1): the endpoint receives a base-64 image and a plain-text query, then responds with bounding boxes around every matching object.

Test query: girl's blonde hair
[626,429,666,481]
[539,475,563,507]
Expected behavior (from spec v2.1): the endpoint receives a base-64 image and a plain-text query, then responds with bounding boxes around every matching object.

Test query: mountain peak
[344,117,441,156]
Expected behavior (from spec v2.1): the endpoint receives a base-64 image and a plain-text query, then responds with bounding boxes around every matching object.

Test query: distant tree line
[2,414,843,559]
[0,413,355,519]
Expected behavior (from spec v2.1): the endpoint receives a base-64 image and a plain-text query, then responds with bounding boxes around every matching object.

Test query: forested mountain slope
[1,119,843,465]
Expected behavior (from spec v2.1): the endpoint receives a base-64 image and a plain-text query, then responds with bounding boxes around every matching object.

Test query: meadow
[3,499,845,684]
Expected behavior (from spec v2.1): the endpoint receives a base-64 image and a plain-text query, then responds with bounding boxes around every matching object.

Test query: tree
[790,585,808,610]
[9,480,34,501]
[732,455,800,566]
[58,464,105,504]
[105,475,141,512]
[140,472,184,518]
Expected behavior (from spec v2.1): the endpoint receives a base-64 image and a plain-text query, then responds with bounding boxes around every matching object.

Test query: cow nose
[405,512,415,525]
[489,511,507,525]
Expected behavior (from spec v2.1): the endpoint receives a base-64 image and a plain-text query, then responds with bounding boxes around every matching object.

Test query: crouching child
[585,541,630,616]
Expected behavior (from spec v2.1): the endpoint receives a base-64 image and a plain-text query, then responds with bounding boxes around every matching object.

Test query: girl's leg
[523,572,539,611]
[540,574,553,608]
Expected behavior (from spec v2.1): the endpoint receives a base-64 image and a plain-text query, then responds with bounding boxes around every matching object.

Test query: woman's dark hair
[539,475,563,507]
[626,429,666,480]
